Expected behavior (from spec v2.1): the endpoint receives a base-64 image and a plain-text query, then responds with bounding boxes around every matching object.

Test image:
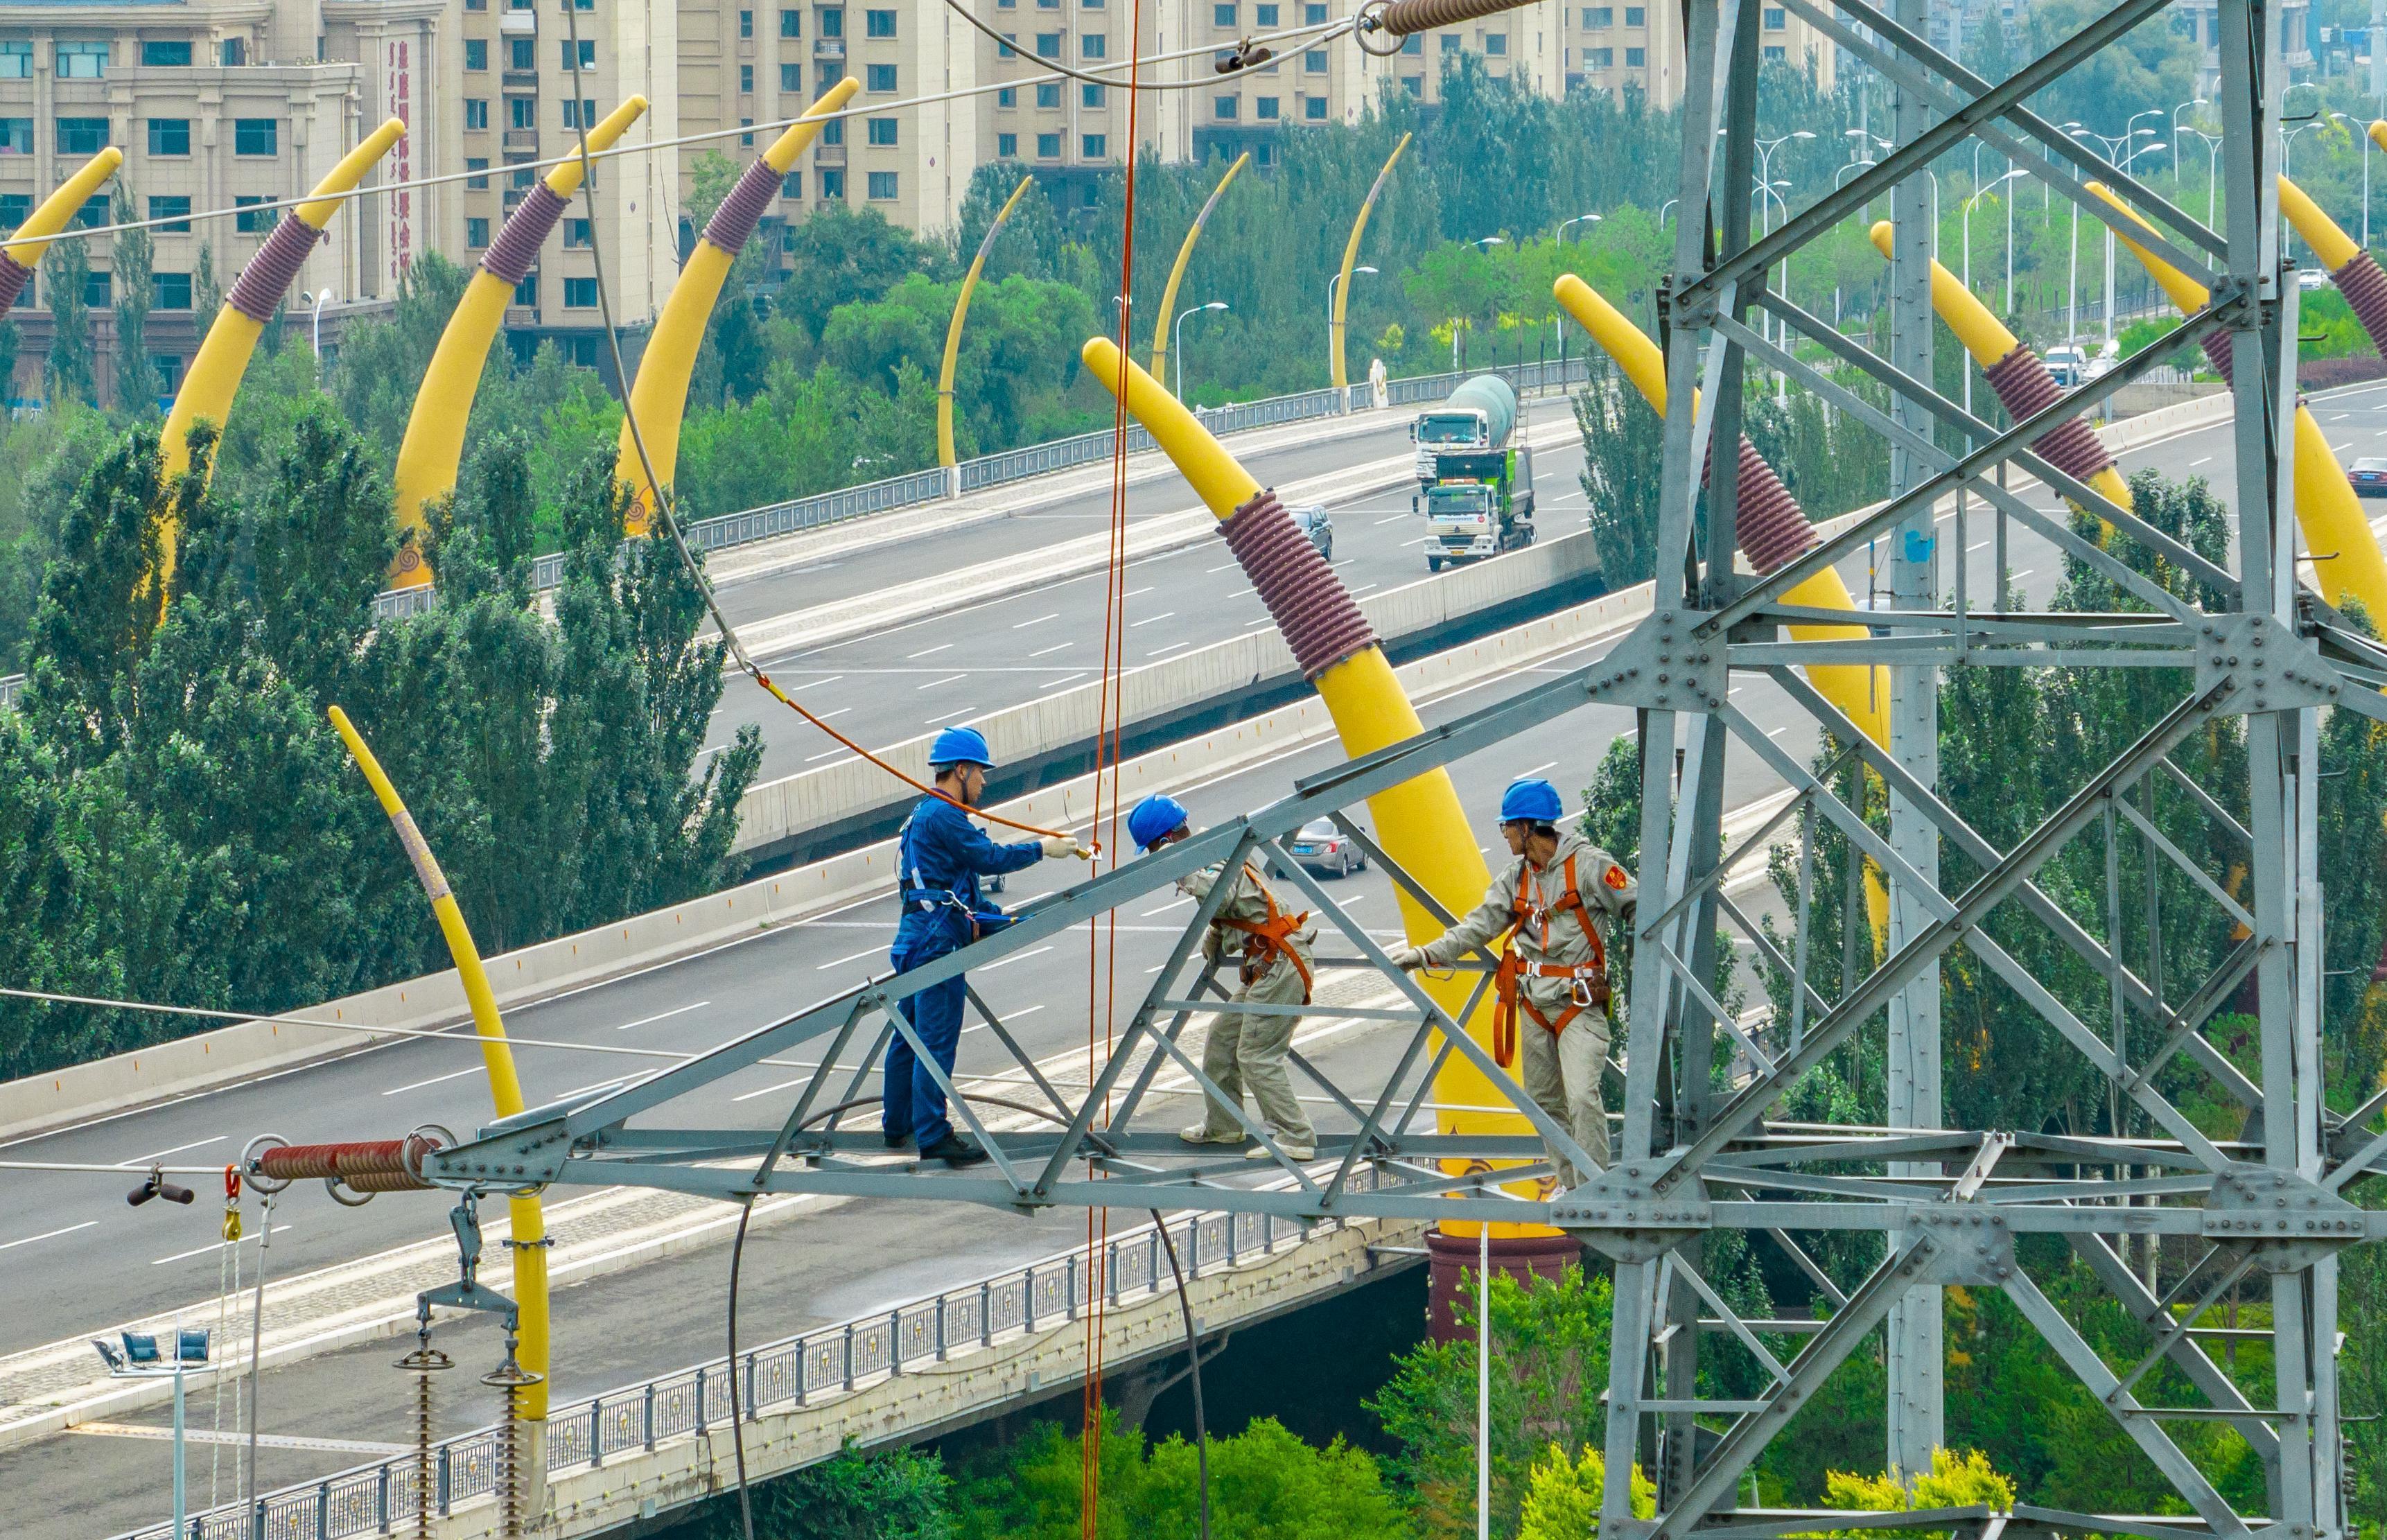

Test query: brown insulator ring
[0,253,30,316]
[226,217,326,324]
[338,1169,435,1193]
[703,156,786,257]
[1981,344,2119,490]
[256,1132,441,1184]
[480,185,569,287]
[2333,251,2387,358]
[1695,433,1821,577]
[1376,0,1533,35]
[1220,490,1379,681]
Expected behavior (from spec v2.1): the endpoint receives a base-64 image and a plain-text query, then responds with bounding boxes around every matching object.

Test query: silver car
[1290,503,1332,561]
[1286,817,1367,877]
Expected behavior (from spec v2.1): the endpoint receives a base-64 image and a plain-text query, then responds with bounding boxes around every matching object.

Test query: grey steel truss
[421,2,2387,1537]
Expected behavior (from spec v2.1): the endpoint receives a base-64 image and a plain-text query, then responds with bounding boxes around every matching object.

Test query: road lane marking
[1,1222,97,1252]
[908,644,952,658]
[1124,586,1155,598]
[1206,561,1238,572]
[1141,895,1194,917]
[115,1137,226,1168]
[1146,640,1194,659]
[979,945,1053,972]
[1129,612,1176,627]
[805,749,855,764]
[153,1224,291,1266]
[1012,613,1060,629]
[615,1001,709,1031]
[923,706,977,725]
[1523,760,1559,775]
[2188,455,2214,466]
[1374,514,1406,525]
[1038,672,1090,692]
[1030,641,1074,658]
[816,946,883,971]
[381,1066,484,1097]
[916,673,968,690]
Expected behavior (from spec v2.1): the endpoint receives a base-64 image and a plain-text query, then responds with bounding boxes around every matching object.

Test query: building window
[820,166,847,197]
[74,195,105,228]
[1035,32,1061,55]
[1763,5,1785,25]
[1255,2,1278,22]
[1256,96,1279,117]
[58,117,110,155]
[514,273,539,306]
[866,8,896,34]
[565,217,591,246]
[1085,0,1105,9]
[0,119,28,155]
[510,97,536,129]
[1303,94,1327,119]
[55,41,108,78]
[0,41,30,78]
[740,116,754,146]
[867,170,898,198]
[221,38,247,65]
[563,277,598,307]
[510,163,536,189]
[820,7,844,35]
[234,195,278,233]
[740,64,754,93]
[1213,2,1236,24]
[736,8,753,36]
[1485,31,1506,53]
[781,7,802,35]
[1081,32,1105,55]
[1584,5,1611,23]
[820,116,844,143]
[141,40,193,67]
[151,352,184,391]
[1214,94,1238,119]
[1035,81,1060,107]
[82,270,111,308]
[560,37,595,68]
[466,98,490,129]
[1082,82,1105,106]
[1586,44,1612,64]
[997,86,1016,106]
[1623,4,1644,22]
[1038,0,1058,10]
[0,193,26,233]
[562,98,598,128]
[1304,49,1326,71]
[1401,33,1422,53]
[780,169,803,198]
[149,195,191,231]
[1624,44,1644,63]
[866,62,897,89]
[998,30,1017,54]
[466,216,491,247]
[1082,132,1106,157]
[1035,132,1060,157]
[465,38,489,69]
[1762,42,1784,57]
[1440,33,1459,50]
[1399,71,1422,92]
[781,62,802,91]
[867,116,898,144]
[154,271,193,310]
[997,131,1018,156]
[148,118,191,156]
[466,157,491,187]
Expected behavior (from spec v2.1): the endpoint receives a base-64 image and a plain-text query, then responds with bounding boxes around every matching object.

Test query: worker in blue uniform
[886,726,1088,1165]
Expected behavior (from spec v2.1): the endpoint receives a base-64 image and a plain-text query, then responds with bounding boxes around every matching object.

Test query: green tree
[688,1442,954,1540]
[42,237,95,407]
[1514,1444,1654,1540]
[111,184,160,414]
[1576,367,1664,589]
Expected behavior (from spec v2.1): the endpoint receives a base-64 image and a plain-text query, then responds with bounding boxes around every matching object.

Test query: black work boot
[920,1132,990,1167]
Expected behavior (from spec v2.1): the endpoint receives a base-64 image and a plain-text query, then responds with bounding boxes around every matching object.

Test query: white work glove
[1041,835,1092,861]
[1383,942,1428,970]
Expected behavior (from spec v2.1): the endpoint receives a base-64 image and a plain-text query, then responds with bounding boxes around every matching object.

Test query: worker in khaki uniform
[1128,796,1319,1162]
[1386,778,1634,1186]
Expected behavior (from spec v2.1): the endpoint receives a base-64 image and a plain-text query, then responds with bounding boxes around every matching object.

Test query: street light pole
[1173,301,1227,401]
[1557,211,1602,243]
[2336,112,2373,248]
[1961,169,2025,415]
[1325,265,1375,387]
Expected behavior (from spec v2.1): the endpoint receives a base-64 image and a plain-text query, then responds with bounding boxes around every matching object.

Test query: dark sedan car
[2352,457,2387,498]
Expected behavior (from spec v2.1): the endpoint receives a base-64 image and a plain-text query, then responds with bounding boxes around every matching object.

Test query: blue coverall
[884,795,1045,1149]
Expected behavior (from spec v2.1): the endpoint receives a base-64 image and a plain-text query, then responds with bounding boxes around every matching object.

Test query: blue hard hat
[1128,794,1191,852]
[928,725,995,769]
[1498,777,1565,825]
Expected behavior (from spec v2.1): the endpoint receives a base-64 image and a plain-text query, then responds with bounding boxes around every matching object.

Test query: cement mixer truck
[1412,374,1534,571]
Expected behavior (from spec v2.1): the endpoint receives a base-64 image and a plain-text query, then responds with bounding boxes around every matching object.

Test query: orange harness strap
[1215,864,1315,1004]
[1489,853,1611,1067]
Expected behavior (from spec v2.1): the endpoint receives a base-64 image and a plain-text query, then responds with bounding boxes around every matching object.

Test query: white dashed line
[1012,613,1060,629]
[1130,611,1177,627]
[1,1222,97,1253]
[980,945,1053,972]
[615,1001,709,1031]
[1030,642,1074,658]
[816,946,882,972]
[382,1066,485,1097]
[916,673,968,690]
[908,645,952,659]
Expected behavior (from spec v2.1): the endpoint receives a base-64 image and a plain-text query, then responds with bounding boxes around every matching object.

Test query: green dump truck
[1411,374,1534,571]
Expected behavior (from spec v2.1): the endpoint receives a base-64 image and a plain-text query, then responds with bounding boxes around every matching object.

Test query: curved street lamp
[1173,300,1228,401]
[1327,264,1377,385]
[1557,211,1602,243]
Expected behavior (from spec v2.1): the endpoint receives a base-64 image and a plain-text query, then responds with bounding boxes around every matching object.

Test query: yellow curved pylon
[387,96,648,590]
[326,707,550,1437]
[0,146,123,310]
[1331,133,1410,392]
[1085,336,1555,1243]
[617,79,859,535]
[1555,273,1891,943]
[2087,182,2387,618]
[1149,151,1249,390]
[937,174,1033,471]
[159,118,406,586]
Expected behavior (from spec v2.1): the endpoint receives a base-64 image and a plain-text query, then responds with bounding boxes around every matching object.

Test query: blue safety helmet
[1127,794,1191,852]
[1498,776,1565,825]
[927,725,995,769]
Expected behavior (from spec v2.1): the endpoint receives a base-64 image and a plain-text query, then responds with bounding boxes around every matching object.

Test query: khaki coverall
[1182,861,1318,1148]
[1417,827,1634,1186]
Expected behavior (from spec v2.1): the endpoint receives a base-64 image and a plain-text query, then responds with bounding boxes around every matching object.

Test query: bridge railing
[365,358,1595,623]
[113,1168,1406,1540]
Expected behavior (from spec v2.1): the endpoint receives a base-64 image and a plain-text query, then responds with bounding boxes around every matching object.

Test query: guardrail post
[1106,1242,1120,1306]
[843,1322,857,1390]
[376,1461,390,1534]
[317,1480,331,1538]
[935,1297,949,1363]
[745,1351,758,1420]
[437,1446,452,1516]
[643,1381,656,1450]
[794,1337,809,1406]
[1066,1254,1079,1322]
[1023,1264,1037,1333]
[694,1366,707,1436]
[250,1495,264,1540]
[888,1309,904,1376]
[980,1281,994,1348]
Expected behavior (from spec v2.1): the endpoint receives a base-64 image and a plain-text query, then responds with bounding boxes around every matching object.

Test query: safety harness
[1489,852,1616,1068]
[897,806,1013,942]
[1213,864,1315,1003]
